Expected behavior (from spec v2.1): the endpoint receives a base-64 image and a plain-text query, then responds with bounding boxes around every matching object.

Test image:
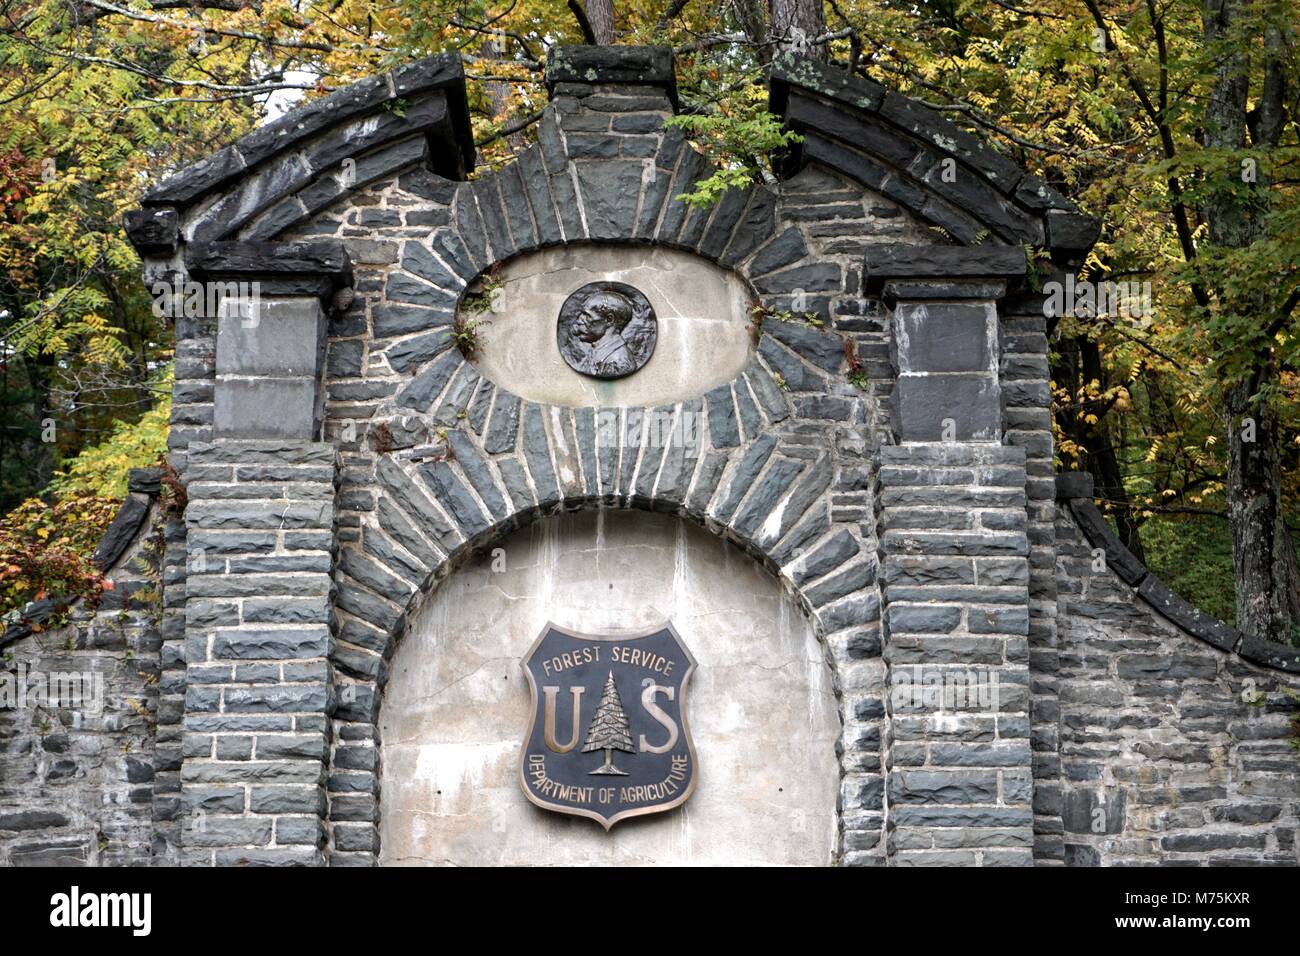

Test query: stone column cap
[187,240,353,299]
[545,45,677,108]
[864,245,1029,296]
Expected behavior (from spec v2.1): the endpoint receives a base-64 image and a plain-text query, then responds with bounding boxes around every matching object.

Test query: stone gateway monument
[2,45,1298,867]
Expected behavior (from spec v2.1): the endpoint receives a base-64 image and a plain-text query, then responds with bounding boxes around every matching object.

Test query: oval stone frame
[556,280,658,380]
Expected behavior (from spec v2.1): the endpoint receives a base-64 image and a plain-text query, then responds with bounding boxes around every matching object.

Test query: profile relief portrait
[556,281,658,380]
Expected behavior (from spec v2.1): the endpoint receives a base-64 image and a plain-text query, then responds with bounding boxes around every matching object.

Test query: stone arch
[327,397,879,861]
[361,500,849,864]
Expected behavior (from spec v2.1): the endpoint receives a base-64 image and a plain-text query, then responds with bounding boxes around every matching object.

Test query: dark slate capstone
[878,91,1023,194]
[187,240,353,291]
[1136,575,1239,654]
[1066,499,1147,586]
[302,97,444,174]
[784,94,920,171]
[545,46,678,110]
[768,52,886,118]
[124,207,178,255]
[93,492,153,570]
[1045,209,1102,251]
[128,467,165,495]
[1237,636,1300,673]
[863,244,1027,294]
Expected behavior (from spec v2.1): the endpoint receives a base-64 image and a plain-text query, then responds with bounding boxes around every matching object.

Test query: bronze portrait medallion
[556,281,658,380]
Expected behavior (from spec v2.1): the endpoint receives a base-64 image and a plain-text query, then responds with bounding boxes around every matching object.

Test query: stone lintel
[187,240,353,294]
[864,245,1028,296]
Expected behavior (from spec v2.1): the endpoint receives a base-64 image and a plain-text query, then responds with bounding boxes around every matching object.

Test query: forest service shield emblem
[519,622,697,829]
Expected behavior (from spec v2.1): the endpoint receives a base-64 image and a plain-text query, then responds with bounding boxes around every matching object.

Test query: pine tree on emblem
[582,671,634,775]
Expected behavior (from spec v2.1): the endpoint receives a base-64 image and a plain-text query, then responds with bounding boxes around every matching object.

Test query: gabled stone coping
[769,53,1099,260]
[124,55,473,253]
[1056,472,1300,672]
[143,54,472,207]
[0,468,162,650]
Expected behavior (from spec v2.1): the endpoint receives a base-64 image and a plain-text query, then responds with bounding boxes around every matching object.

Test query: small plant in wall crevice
[462,265,503,316]
[453,315,489,359]
[844,338,868,391]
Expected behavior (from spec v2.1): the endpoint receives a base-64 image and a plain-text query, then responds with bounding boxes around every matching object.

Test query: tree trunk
[734,0,772,62]
[1079,336,1145,560]
[768,0,827,58]
[1204,0,1299,643]
[587,0,616,44]
[1051,333,1146,560]
[1225,372,1299,641]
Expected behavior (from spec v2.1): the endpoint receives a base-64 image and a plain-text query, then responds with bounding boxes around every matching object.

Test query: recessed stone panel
[465,244,755,408]
[378,511,839,866]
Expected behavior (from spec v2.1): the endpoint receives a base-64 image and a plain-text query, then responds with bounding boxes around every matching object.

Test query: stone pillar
[176,245,347,865]
[180,441,336,866]
[868,246,1035,864]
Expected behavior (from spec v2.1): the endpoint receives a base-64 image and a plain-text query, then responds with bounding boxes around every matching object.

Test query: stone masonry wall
[1055,507,1300,865]
[22,45,1285,868]
[0,504,163,866]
